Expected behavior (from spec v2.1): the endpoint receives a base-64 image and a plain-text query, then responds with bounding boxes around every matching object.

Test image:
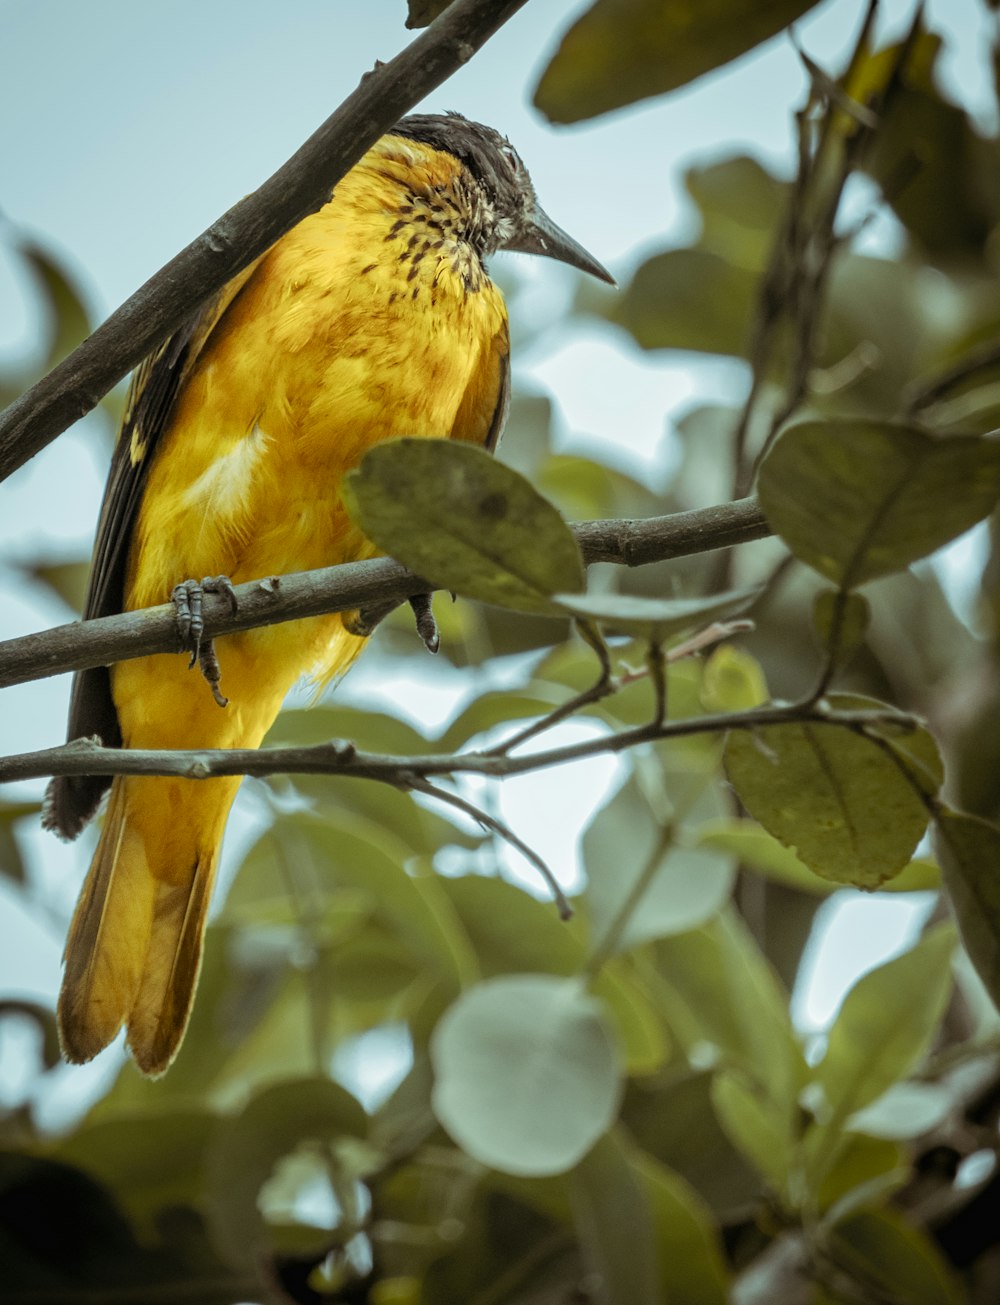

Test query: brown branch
[0,702,917,788]
[0,498,772,689]
[0,0,528,484]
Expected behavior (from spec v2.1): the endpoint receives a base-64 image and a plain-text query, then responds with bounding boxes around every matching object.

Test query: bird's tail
[57,774,235,1077]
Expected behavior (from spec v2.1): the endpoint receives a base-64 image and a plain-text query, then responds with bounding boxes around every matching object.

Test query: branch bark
[0,498,771,689]
[0,0,528,483]
[0,700,913,788]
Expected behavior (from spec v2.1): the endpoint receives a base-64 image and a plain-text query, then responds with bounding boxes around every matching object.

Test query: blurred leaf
[653,908,805,1108]
[343,438,585,613]
[266,704,431,754]
[623,1070,761,1218]
[21,558,90,614]
[431,975,623,1176]
[614,248,759,356]
[205,1077,369,1272]
[698,819,940,894]
[685,154,787,264]
[863,38,1000,262]
[813,590,870,667]
[724,695,942,887]
[710,1070,796,1198]
[436,686,566,751]
[935,807,1000,1010]
[759,421,1000,588]
[0,801,39,885]
[553,585,758,641]
[0,1000,60,1070]
[438,873,669,1074]
[812,924,955,1131]
[536,453,661,522]
[829,1208,965,1305]
[20,241,92,369]
[229,814,478,995]
[816,1132,906,1222]
[701,645,769,711]
[583,775,734,951]
[54,1109,215,1233]
[534,0,822,123]
[846,1080,954,1141]
[634,1151,729,1305]
[571,1130,664,1305]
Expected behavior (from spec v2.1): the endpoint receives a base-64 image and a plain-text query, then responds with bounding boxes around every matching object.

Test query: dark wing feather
[44,256,268,839]
[484,349,510,454]
[43,316,204,838]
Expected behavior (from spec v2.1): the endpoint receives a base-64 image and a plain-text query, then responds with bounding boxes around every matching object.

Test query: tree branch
[0,0,528,483]
[0,497,771,689]
[0,701,916,788]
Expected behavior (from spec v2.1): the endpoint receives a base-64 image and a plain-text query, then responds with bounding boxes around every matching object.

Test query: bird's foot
[343,592,440,655]
[171,576,238,708]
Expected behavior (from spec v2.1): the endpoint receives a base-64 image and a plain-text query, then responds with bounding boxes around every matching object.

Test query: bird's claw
[171,575,238,707]
[343,592,440,654]
[408,593,440,655]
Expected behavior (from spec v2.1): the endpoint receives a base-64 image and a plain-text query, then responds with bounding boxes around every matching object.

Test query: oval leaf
[431,975,623,1176]
[724,695,942,887]
[534,0,823,124]
[343,439,584,613]
[935,807,1000,1011]
[553,585,758,642]
[759,421,1000,588]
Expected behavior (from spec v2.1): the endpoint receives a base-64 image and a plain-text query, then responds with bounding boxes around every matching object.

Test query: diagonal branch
[0,497,771,689]
[0,0,529,483]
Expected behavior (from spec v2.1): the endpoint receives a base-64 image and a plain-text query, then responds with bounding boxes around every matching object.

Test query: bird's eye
[499,142,521,175]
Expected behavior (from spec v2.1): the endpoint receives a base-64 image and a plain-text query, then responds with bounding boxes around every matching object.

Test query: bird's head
[392,112,615,286]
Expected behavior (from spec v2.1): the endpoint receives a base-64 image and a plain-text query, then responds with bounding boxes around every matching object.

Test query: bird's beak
[503,203,616,286]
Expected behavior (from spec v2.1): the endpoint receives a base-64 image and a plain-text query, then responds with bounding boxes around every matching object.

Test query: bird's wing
[46,260,264,838]
[484,349,510,454]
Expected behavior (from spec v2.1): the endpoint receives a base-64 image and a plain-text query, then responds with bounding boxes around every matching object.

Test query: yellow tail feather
[57,781,155,1064]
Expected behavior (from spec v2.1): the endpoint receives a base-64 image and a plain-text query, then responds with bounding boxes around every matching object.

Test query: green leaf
[534,0,823,123]
[583,777,734,951]
[342,439,585,613]
[813,590,870,667]
[205,1078,369,1272]
[829,1209,965,1305]
[653,909,805,1108]
[22,558,91,613]
[0,801,39,885]
[847,1081,954,1141]
[814,924,956,1125]
[758,421,1000,588]
[54,1109,216,1235]
[552,585,758,642]
[633,1152,729,1305]
[430,975,623,1176]
[438,874,669,1074]
[613,248,759,356]
[20,241,92,369]
[935,808,1000,1011]
[700,645,769,712]
[710,1071,796,1198]
[0,999,60,1070]
[723,695,942,887]
[697,819,940,895]
[571,1131,664,1305]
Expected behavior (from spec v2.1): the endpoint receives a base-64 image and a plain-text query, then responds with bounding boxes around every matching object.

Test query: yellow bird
[44,113,612,1076]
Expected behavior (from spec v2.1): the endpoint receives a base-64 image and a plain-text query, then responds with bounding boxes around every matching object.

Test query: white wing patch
[180,423,270,519]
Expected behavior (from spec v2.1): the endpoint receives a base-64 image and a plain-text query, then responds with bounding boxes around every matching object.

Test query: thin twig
[405,774,572,919]
[0,701,920,789]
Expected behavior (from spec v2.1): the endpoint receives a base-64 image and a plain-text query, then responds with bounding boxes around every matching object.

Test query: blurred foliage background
[5,1,1000,1303]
